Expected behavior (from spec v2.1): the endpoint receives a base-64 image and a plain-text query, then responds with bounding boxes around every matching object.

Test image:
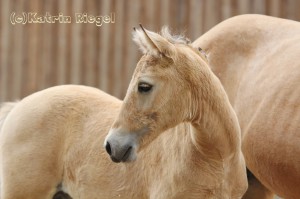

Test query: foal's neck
[188,63,241,160]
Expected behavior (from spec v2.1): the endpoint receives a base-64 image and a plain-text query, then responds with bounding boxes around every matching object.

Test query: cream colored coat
[0,24,248,198]
[193,14,300,199]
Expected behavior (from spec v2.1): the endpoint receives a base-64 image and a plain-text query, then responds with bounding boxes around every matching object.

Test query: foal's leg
[242,169,274,199]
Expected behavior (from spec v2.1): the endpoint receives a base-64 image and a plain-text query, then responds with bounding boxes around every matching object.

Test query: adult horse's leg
[0,145,62,199]
[242,169,274,199]
[0,106,64,199]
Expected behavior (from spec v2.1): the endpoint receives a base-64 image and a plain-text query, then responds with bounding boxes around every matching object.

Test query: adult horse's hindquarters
[193,14,300,199]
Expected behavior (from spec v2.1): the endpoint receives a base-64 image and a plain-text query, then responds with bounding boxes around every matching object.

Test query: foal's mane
[160,27,191,45]
[133,25,208,62]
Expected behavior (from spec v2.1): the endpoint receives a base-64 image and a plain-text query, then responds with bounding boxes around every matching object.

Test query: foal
[0,26,247,199]
[104,26,247,198]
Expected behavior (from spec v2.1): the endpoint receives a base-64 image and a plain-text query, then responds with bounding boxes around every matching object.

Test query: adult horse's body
[193,14,300,199]
[0,25,247,198]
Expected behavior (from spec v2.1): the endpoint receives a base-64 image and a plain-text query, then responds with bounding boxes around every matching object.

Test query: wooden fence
[1,0,300,102]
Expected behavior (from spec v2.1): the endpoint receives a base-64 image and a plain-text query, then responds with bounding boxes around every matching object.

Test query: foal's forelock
[132,25,192,58]
[160,27,191,45]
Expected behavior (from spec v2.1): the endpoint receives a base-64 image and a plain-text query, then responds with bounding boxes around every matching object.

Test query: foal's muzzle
[104,128,137,163]
[105,141,133,163]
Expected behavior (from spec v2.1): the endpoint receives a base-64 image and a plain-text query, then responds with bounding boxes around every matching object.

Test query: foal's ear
[132,25,175,58]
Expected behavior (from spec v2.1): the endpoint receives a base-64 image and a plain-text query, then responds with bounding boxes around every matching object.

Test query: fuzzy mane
[160,27,191,45]
[132,26,190,56]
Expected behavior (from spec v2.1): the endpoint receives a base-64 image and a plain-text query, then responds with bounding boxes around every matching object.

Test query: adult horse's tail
[0,102,18,131]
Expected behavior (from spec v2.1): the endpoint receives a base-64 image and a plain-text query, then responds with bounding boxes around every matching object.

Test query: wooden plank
[57,0,68,85]
[34,2,43,92]
[71,0,83,84]
[1,0,300,102]
[80,1,88,86]
[65,0,73,84]
[7,0,14,100]
[124,0,140,98]
[161,0,170,26]
[12,0,25,100]
[287,0,297,20]
[40,0,53,89]
[107,0,116,95]
[154,0,162,31]
[0,0,11,102]
[81,0,96,85]
[169,0,178,31]
[270,0,281,17]
[90,0,99,88]
[18,0,40,98]
[222,0,232,20]
[238,0,250,14]
[253,0,266,14]
[113,0,125,98]
[120,0,129,98]
[145,0,155,30]
[231,0,238,16]
[204,0,219,32]
[50,0,59,87]
[280,0,287,18]
[99,0,110,93]
[296,0,300,21]
[189,0,204,40]
[178,0,188,34]
[94,0,101,88]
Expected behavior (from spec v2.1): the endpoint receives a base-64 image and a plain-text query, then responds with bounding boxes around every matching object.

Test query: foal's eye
[138,83,153,93]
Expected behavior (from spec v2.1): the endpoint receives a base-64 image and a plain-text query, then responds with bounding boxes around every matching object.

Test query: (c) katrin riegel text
[10,12,115,26]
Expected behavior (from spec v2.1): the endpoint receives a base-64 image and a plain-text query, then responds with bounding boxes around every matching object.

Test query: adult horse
[193,14,300,199]
[0,26,247,198]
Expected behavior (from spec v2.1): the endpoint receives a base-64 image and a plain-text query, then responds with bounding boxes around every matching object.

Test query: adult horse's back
[0,86,122,199]
[193,14,300,199]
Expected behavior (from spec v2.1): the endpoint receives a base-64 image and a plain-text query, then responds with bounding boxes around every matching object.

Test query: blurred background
[1,0,300,102]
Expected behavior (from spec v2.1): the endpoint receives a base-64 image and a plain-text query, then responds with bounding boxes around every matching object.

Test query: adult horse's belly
[235,45,300,198]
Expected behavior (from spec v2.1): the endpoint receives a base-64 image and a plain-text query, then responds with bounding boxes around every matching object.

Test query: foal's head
[104,26,208,163]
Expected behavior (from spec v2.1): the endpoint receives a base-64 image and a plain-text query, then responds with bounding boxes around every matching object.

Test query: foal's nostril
[105,141,112,156]
[122,146,132,161]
